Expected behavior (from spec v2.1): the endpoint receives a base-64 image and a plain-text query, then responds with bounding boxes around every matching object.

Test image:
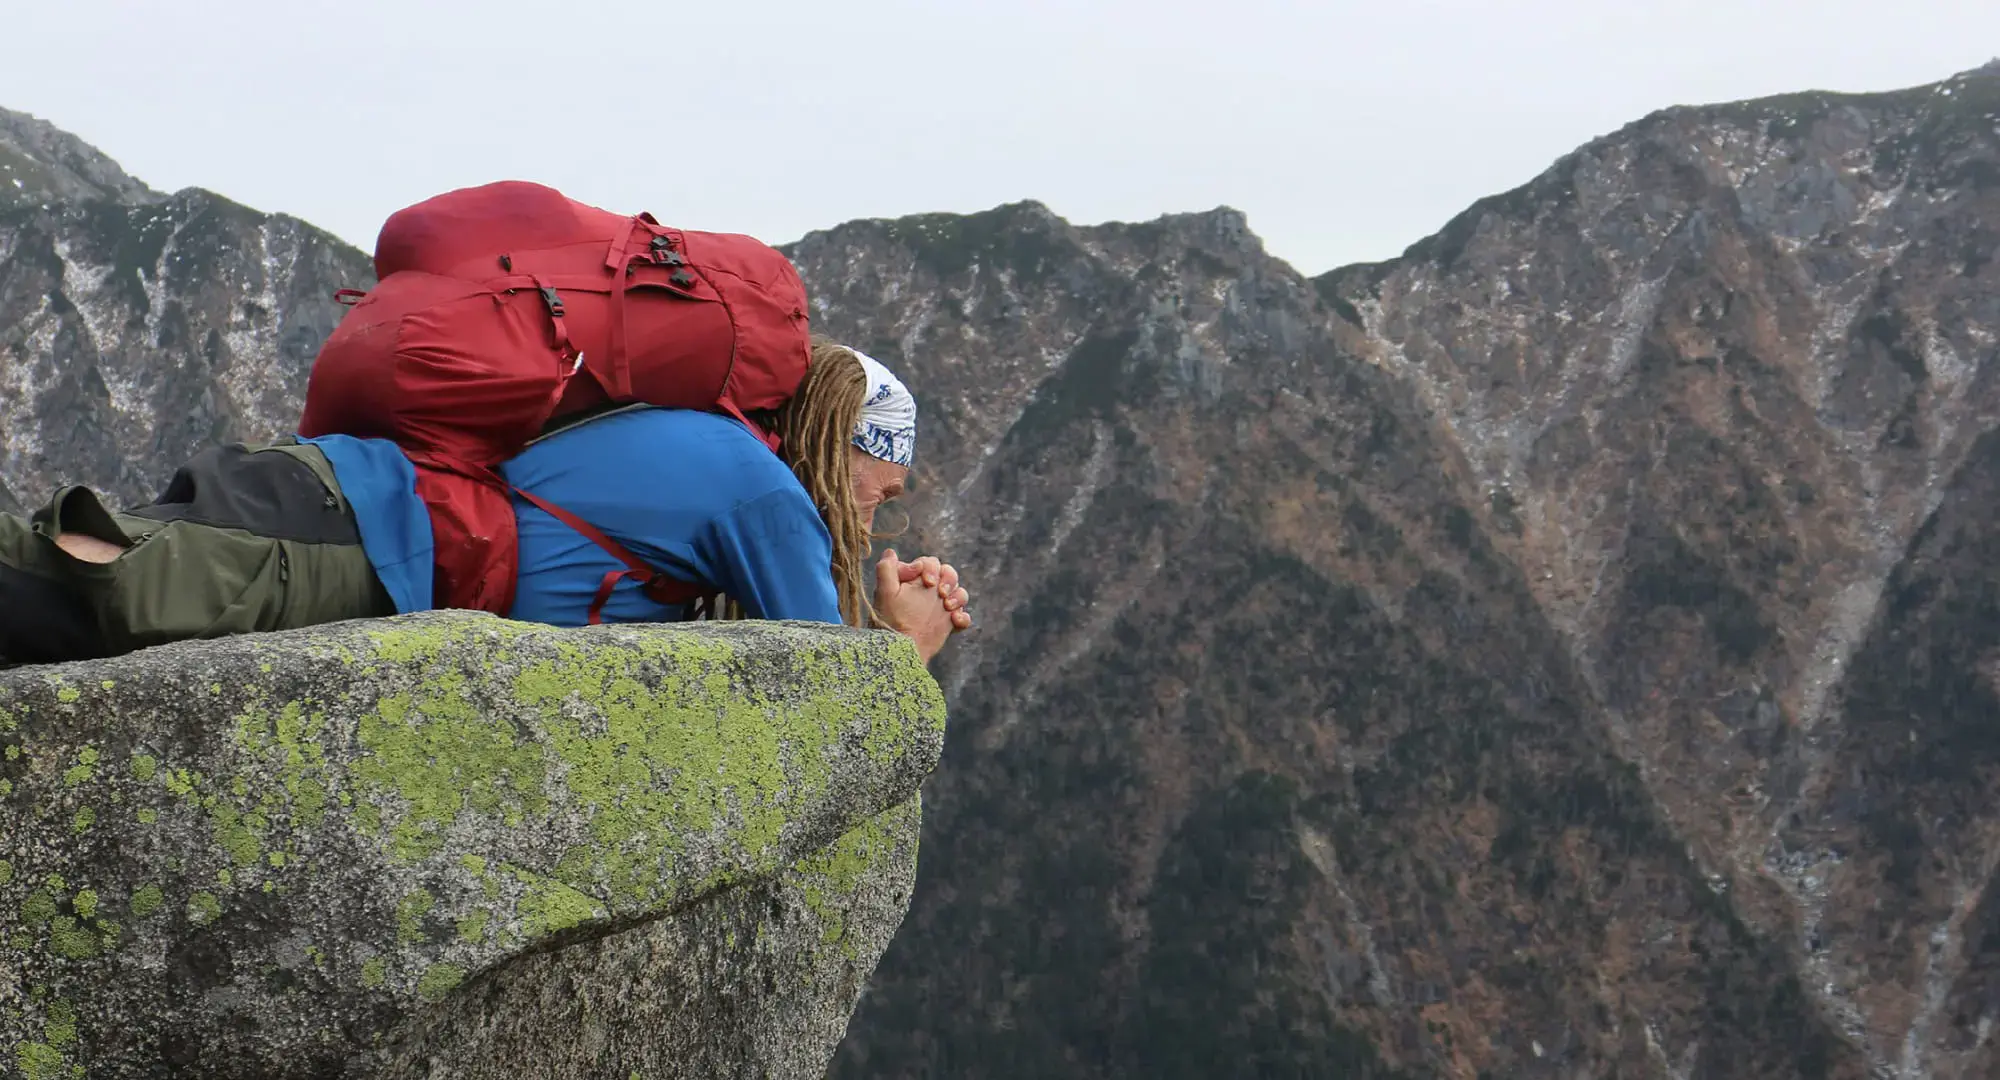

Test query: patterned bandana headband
[850,349,917,469]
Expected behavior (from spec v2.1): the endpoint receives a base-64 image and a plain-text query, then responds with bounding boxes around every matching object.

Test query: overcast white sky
[4,1,1996,274]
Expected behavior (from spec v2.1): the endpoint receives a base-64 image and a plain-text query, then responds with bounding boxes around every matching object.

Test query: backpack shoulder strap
[509,486,709,624]
[527,401,654,447]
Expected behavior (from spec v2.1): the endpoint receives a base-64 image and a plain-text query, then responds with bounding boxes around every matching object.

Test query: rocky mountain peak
[0,106,160,211]
[0,126,368,514]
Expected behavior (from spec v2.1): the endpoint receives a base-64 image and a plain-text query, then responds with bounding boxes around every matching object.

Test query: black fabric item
[125,441,362,545]
[0,559,107,667]
[1,491,117,665]
[33,483,127,547]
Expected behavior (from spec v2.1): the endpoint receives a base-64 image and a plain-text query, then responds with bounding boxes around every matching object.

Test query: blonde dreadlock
[778,339,878,627]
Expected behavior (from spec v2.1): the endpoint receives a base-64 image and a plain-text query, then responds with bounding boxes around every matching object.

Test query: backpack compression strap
[509,486,710,625]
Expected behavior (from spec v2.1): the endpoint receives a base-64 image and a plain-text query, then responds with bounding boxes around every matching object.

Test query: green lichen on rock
[793,798,922,955]
[20,889,56,926]
[513,870,605,937]
[14,1037,74,1080]
[206,790,271,869]
[355,676,550,860]
[0,611,945,1078]
[47,917,98,960]
[187,891,221,926]
[128,884,162,919]
[60,747,96,787]
[395,888,435,945]
[415,962,466,1002]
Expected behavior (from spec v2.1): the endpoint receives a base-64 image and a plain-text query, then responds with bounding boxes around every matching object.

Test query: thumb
[881,548,925,584]
[876,548,901,593]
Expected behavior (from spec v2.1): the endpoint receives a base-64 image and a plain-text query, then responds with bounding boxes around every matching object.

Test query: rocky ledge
[0,611,946,1079]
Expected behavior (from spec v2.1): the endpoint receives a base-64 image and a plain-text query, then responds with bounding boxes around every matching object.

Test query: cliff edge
[0,611,946,1079]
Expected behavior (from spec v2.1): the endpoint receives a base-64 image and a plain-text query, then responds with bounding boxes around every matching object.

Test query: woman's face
[849,447,909,533]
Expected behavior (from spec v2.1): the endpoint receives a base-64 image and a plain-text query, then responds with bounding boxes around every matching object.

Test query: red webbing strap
[601,219,651,400]
[486,272,628,293]
[401,451,519,615]
[530,274,575,358]
[509,485,705,624]
[717,395,782,451]
[521,275,585,430]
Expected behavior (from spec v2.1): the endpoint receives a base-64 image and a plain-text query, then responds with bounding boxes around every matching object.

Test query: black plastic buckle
[539,285,564,315]
[670,270,696,289]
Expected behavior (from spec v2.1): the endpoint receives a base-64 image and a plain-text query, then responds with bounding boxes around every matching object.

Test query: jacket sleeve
[698,487,844,624]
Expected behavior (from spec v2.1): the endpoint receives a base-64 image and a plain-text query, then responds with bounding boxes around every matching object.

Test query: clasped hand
[874,548,973,663]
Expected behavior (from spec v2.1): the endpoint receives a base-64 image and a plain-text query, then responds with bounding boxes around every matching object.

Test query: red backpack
[299,181,812,619]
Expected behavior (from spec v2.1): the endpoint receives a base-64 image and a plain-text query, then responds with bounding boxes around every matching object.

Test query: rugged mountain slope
[786,66,2000,1079]
[0,107,368,513]
[2,64,1997,1079]
[1314,64,2000,1078]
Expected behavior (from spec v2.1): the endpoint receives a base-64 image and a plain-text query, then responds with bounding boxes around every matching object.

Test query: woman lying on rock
[0,343,972,668]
